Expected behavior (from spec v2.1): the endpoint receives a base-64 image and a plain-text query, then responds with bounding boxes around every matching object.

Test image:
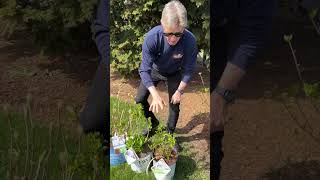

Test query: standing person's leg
[135,71,161,132]
[210,20,229,180]
[166,72,181,134]
[79,59,108,139]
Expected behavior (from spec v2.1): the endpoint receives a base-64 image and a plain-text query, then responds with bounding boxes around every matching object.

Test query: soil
[0,13,320,180]
[154,149,178,166]
[139,144,153,158]
[0,30,98,129]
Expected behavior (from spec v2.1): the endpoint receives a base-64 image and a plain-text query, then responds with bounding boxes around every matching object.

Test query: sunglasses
[163,32,184,37]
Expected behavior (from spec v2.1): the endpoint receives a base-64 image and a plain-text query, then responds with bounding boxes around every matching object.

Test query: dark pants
[135,69,181,134]
[79,59,109,140]
[210,21,228,180]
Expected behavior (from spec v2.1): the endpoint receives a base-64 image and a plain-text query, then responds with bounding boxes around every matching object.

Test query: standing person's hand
[171,90,182,104]
[211,92,227,132]
[149,94,166,113]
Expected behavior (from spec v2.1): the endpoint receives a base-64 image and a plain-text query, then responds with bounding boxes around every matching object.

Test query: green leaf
[283,34,293,43]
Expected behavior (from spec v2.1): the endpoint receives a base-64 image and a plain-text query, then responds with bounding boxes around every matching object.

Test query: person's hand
[149,94,166,113]
[171,90,182,104]
[211,91,227,132]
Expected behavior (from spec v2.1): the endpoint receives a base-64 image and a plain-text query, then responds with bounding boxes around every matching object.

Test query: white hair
[161,0,188,29]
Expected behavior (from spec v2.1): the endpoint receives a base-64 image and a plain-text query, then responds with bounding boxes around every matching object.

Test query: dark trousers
[135,69,181,133]
[79,59,109,140]
[210,17,228,180]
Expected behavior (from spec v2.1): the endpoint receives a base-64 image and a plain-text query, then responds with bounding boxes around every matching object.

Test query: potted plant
[124,103,153,173]
[148,125,178,180]
[124,134,153,173]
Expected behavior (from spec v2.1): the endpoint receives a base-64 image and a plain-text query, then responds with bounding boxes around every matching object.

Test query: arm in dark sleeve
[182,38,198,83]
[228,0,276,71]
[93,0,109,63]
[139,35,157,88]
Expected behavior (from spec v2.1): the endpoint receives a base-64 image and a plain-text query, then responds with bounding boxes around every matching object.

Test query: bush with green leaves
[0,0,98,53]
[110,0,209,76]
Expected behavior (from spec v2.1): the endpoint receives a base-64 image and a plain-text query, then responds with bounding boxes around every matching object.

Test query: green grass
[111,164,155,180]
[0,105,108,180]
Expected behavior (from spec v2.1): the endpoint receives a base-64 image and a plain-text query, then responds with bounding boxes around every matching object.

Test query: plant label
[151,158,171,175]
[124,149,139,164]
[111,135,126,153]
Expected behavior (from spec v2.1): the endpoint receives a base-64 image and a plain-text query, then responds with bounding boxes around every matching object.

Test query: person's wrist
[151,93,161,100]
[176,89,184,95]
[213,91,227,105]
[214,85,235,104]
[149,89,159,98]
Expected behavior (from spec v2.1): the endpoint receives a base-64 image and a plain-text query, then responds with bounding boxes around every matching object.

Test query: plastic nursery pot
[149,149,178,180]
[110,146,126,167]
[125,148,153,173]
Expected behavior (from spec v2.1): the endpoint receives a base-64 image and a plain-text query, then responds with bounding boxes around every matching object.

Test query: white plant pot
[151,158,177,180]
[124,149,153,173]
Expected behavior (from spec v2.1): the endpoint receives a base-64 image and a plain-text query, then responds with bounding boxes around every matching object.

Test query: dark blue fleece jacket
[139,25,198,88]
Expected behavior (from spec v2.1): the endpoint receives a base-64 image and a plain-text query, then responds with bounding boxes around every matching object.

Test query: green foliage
[309,8,318,19]
[110,0,209,76]
[125,134,147,154]
[304,83,320,100]
[0,0,98,53]
[200,87,209,93]
[148,125,176,160]
[286,84,301,97]
[283,34,293,43]
[69,133,107,179]
[110,96,151,136]
[0,106,107,179]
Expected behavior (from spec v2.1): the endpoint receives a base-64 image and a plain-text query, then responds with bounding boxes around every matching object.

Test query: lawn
[0,104,108,180]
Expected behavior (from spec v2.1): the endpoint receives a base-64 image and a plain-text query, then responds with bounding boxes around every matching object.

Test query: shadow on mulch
[37,55,99,83]
[175,112,209,150]
[1,30,100,84]
[0,31,38,62]
[261,160,320,180]
[176,112,209,135]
